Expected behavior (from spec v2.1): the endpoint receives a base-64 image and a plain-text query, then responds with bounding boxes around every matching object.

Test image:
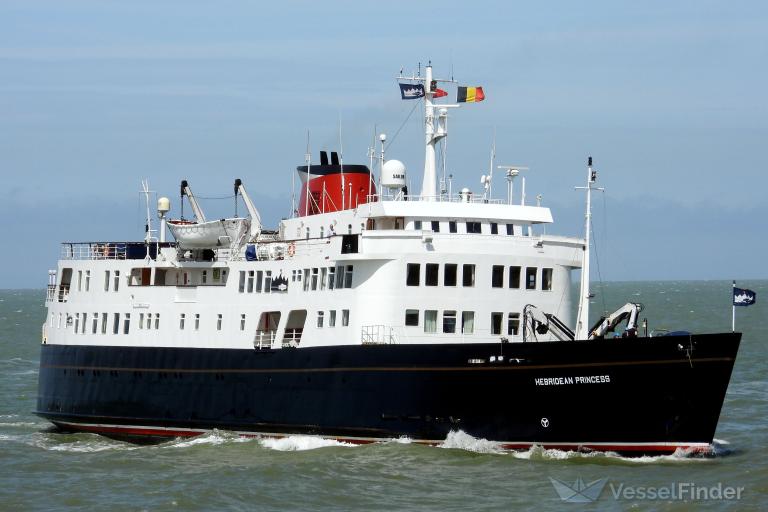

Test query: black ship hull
[36,333,740,455]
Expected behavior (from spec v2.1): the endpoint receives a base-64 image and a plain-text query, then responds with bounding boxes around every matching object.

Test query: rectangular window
[255,271,263,293]
[74,313,80,333]
[449,221,457,233]
[247,271,255,293]
[414,220,422,230]
[461,311,475,334]
[145,313,152,330]
[202,270,208,285]
[506,223,514,235]
[328,267,336,290]
[139,313,145,330]
[344,265,353,288]
[329,310,336,327]
[303,269,311,291]
[490,222,498,234]
[425,264,439,286]
[104,270,111,292]
[492,265,504,288]
[431,220,440,233]
[85,270,90,291]
[405,309,419,327]
[542,268,553,291]
[508,313,521,336]
[264,270,272,293]
[239,271,246,293]
[335,266,344,289]
[526,267,538,290]
[311,268,319,290]
[123,313,131,334]
[114,271,120,292]
[217,314,223,331]
[443,264,457,286]
[491,312,503,335]
[77,271,82,292]
[342,309,349,327]
[81,313,87,334]
[101,313,107,334]
[113,313,120,334]
[406,263,420,286]
[317,311,324,328]
[443,310,457,334]
[462,264,475,287]
[194,313,200,331]
[240,314,246,331]
[180,313,186,330]
[424,310,438,333]
[320,267,327,290]
[154,314,160,330]
[466,221,481,234]
[509,266,521,289]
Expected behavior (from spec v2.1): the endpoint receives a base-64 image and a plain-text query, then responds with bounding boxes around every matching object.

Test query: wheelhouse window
[449,221,457,233]
[414,220,422,230]
[405,309,419,327]
[508,313,520,336]
[509,266,521,289]
[444,264,457,286]
[466,221,481,234]
[462,264,475,287]
[443,310,457,333]
[424,310,437,333]
[431,221,440,232]
[542,268,553,291]
[526,267,538,290]
[492,265,504,288]
[491,312,503,335]
[406,263,420,286]
[506,223,514,235]
[490,222,498,235]
[461,311,474,334]
[425,264,439,286]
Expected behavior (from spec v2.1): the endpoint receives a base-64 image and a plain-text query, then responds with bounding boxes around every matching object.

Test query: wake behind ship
[36,63,740,455]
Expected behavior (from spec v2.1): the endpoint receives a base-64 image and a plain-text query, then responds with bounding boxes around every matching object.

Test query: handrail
[361,325,397,345]
[253,329,277,349]
[366,193,506,205]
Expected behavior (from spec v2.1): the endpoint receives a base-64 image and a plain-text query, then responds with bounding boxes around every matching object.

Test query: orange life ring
[287,243,296,257]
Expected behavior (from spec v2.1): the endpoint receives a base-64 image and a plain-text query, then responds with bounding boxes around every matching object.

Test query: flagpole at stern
[732,280,736,333]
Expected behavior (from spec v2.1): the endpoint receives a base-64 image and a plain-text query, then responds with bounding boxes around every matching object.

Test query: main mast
[574,157,602,339]
[398,63,455,200]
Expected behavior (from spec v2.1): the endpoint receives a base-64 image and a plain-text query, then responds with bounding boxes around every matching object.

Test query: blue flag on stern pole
[399,83,424,100]
[733,287,756,307]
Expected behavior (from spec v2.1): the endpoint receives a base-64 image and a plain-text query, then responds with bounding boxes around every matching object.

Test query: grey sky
[1,1,766,287]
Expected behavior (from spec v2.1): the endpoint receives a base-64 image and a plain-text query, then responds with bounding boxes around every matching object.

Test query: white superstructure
[42,63,586,352]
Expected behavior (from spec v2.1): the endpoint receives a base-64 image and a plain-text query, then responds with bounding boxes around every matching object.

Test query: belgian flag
[457,86,485,103]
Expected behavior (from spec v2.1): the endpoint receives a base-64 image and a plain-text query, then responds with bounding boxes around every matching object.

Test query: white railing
[282,328,303,348]
[366,193,505,205]
[61,242,128,260]
[253,330,277,349]
[361,325,397,345]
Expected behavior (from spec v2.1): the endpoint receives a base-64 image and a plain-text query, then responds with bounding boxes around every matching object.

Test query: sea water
[1,282,766,511]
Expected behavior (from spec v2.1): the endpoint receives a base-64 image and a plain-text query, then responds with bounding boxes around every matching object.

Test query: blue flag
[399,83,424,100]
[733,287,756,307]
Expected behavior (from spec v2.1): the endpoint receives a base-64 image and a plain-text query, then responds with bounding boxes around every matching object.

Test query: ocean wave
[259,435,355,451]
[438,430,505,454]
[167,430,253,448]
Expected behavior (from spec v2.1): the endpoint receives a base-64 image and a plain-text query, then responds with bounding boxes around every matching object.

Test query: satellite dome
[381,160,407,189]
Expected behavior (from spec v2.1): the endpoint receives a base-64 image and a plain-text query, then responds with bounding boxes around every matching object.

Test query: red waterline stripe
[57,422,708,453]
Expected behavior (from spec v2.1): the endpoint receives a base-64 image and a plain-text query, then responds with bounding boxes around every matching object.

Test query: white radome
[381,159,407,189]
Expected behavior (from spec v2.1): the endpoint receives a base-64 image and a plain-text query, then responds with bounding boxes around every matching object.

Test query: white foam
[438,430,505,454]
[259,435,355,451]
[168,430,251,448]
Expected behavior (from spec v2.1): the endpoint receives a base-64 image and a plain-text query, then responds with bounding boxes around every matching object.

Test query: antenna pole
[575,156,603,339]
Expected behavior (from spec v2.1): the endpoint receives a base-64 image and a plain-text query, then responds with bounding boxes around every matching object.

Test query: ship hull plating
[36,333,739,455]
